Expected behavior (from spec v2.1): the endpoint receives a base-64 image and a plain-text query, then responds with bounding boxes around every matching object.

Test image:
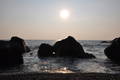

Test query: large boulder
[0,36,30,67]
[38,43,54,58]
[104,37,120,63]
[53,36,95,58]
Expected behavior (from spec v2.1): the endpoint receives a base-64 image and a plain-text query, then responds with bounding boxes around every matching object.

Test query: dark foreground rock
[0,36,30,67]
[0,72,120,80]
[104,37,120,63]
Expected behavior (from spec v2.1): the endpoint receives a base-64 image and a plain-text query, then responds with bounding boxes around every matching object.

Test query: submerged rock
[53,36,95,58]
[0,36,30,67]
[38,43,54,58]
[104,37,120,63]
[101,41,111,43]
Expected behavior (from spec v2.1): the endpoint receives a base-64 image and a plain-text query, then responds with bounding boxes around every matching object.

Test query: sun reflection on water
[51,67,74,73]
[30,63,74,73]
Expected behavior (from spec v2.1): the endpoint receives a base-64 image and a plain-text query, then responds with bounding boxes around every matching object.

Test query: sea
[1,40,120,74]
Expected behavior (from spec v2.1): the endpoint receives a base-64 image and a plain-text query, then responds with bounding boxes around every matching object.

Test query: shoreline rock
[38,36,95,58]
[104,37,120,64]
[53,36,95,58]
[0,36,30,67]
[38,43,54,58]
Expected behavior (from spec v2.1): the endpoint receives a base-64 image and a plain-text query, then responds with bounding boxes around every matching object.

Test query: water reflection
[1,57,120,74]
[52,67,73,73]
[29,63,73,73]
[103,59,120,73]
[23,57,120,73]
[28,58,75,73]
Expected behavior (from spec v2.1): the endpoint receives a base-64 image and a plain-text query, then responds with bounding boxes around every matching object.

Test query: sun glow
[60,9,70,19]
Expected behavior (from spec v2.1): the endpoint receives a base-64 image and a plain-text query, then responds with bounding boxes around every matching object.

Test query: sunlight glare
[60,9,70,19]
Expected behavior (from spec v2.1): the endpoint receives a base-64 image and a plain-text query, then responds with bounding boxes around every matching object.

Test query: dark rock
[104,37,120,63]
[53,36,95,58]
[0,36,30,67]
[101,41,111,43]
[10,37,31,53]
[37,43,54,58]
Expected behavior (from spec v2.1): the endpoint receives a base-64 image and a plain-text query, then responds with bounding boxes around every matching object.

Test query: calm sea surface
[1,40,120,74]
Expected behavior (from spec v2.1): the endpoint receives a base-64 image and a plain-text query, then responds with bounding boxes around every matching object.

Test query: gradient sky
[0,0,120,40]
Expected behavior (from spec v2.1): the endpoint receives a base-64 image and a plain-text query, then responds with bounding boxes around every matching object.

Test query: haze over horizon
[0,0,120,40]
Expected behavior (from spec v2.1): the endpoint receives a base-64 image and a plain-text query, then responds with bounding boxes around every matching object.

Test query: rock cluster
[38,36,95,58]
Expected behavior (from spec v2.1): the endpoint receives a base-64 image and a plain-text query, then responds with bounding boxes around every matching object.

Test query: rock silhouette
[53,36,95,58]
[101,41,111,43]
[104,37,120,63]
[38,36,95,58]
[0,36,30,67]
[38,43,54,58]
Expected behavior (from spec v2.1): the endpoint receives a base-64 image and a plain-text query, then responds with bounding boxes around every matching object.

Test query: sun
[60,9,70,19]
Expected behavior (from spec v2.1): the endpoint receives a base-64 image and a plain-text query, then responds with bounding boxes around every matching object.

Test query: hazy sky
[0,0,120,40]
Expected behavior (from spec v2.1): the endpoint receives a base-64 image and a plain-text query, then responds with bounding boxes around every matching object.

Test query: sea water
[1,40,120,74]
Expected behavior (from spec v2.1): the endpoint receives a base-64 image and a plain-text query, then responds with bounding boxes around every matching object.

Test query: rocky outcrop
[104,37,120,63]
[36,36,95,58]
[37,36,95,58]
[0,36,30,67]
[38,43,54,58]
[53,36,95,58]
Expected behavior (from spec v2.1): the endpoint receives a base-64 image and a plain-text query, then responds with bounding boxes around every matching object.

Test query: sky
[0,0,120,40]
